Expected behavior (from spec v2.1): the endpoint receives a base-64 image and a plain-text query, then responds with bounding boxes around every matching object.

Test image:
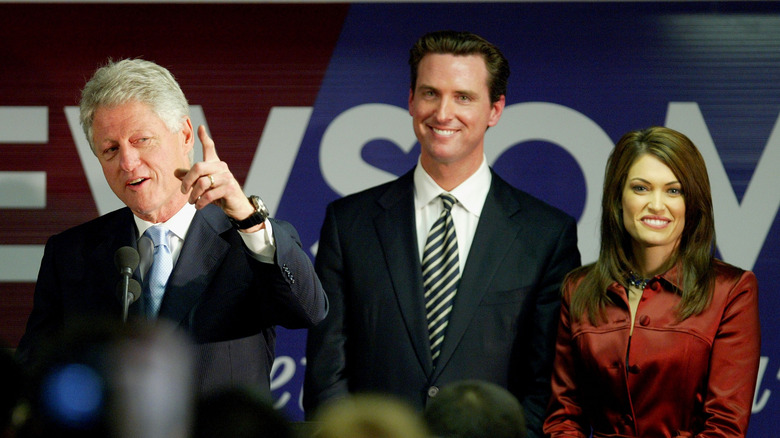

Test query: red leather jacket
[544,261,760,438]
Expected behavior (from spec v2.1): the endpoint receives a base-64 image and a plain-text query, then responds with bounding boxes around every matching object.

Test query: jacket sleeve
[303,203,349,418]
[543,278,590,438]
[261,218,328,329]
[15,235,64,367]
[522,215,581,438]
[698,271,760,438]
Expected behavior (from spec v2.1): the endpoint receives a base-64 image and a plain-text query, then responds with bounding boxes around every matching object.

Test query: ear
[180,117,195,156]
[487,95,506,127]
[408,88,415,116]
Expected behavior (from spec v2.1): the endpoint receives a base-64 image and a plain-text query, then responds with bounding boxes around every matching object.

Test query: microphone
[116,278,142,305]
[114,246,140,322]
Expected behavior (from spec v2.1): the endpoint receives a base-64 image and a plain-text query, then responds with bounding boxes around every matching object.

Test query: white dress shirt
[413,155,492,272]
[134,202,275,282]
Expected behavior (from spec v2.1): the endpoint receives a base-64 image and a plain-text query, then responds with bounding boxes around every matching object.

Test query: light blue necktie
[143,225,172,318]
[422,194,460,366]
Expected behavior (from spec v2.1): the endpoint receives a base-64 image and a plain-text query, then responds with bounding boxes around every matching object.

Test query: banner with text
[1,2,778,432]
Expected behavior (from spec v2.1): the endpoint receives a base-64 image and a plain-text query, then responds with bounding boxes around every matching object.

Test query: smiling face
[92,100,194,223]
[409,53,504,180]
[622,154,686,263]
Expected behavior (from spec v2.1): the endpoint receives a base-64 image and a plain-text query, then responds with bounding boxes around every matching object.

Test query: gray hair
[79,58,190,155]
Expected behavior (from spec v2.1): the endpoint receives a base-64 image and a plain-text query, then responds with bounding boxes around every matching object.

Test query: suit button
[427,386,439,398]
[639,315,651,326]
[628,364,641,374]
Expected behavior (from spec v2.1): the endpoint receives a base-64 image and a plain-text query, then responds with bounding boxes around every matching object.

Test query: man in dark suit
[16,58,327,400]
[303,31,580,438]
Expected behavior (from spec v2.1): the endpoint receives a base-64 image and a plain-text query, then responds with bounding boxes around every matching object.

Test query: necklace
[627,271,652,290]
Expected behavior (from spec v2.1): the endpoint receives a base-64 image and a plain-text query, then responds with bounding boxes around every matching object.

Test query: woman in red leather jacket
[543,127,760,438]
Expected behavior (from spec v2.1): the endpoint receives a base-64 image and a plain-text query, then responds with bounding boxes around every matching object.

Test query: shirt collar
[413,155,492,216]
[134,202,197,242]
[608,262,684,296]
[657,263,683,292]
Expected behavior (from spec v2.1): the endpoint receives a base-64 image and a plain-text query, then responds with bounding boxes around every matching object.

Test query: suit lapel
[374,171,435,375]
[88,208,141,317]
[433,173,523,376]
[158,205,231,325]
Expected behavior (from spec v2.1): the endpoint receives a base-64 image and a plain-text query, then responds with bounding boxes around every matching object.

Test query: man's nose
[434,97,455,122]
[118,145,140,172]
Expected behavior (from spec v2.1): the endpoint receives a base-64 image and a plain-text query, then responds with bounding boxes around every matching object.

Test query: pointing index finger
[198,125,219,162]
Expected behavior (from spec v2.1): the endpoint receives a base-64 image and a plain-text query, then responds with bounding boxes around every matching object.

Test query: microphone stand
[115,246,140,323]
[121,274,131,323]
[117,277,141,323]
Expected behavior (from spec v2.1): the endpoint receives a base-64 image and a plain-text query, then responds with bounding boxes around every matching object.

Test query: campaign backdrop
[1,2,778,433]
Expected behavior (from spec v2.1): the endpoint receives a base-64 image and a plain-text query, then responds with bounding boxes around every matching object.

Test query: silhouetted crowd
[1,317,526,438]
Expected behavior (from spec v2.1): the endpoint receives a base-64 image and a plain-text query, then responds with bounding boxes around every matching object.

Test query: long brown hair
[571,126,716,324]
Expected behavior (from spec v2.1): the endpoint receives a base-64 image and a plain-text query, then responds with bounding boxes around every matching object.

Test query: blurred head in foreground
[312,393,429,438]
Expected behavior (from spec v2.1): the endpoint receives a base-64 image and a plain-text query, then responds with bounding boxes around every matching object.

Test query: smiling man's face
[92,100,193,223]
[409,53,504,176]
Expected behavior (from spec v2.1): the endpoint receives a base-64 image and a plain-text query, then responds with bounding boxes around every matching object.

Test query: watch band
[229,195,269,229]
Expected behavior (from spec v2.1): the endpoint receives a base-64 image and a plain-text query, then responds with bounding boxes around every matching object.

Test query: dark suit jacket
[17,204,327,399]
[304,168,581,438]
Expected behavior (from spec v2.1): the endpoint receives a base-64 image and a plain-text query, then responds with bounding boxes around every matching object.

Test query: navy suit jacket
[304,169,580,437]
[18,204,327,399]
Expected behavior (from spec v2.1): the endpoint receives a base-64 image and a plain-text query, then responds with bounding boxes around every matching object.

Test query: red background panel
[0,3,349,346]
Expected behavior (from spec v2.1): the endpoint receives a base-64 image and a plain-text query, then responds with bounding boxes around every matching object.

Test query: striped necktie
[143,225,172,318]
[422,193,460,366]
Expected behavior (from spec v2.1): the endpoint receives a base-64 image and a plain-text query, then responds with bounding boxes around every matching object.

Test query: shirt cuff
[238,219,276,263]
